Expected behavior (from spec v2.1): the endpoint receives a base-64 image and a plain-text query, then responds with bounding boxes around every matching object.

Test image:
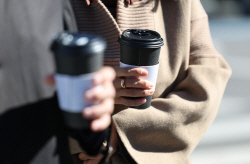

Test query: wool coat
[0,0,231,163]
[69,0,232,163]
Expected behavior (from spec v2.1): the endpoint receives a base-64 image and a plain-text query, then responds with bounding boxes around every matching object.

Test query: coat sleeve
[112,0,232,163]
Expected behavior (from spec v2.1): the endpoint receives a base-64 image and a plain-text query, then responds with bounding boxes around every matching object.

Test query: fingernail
[83,107,92,116]
[141,69,147,75]
[149,83,154,88]
[149,90,154,94]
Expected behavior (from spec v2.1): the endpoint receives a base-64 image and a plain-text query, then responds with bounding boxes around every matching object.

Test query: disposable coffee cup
[118,29,163,109]
[51,32,106,129]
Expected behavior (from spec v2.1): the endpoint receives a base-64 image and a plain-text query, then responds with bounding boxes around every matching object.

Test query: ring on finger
[121,78,126,89]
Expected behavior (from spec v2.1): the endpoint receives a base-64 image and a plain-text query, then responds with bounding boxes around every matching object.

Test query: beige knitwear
[69,0,232,163]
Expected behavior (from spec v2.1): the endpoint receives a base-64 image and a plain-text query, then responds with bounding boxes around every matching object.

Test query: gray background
[191,0,250,164]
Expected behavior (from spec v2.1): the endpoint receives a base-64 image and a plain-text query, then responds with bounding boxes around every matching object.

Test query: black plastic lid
[50,32,106,75]
[51,31,106,55]
[118,29,164,48]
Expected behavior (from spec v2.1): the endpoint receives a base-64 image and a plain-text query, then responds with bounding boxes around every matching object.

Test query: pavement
[190,17,250,164]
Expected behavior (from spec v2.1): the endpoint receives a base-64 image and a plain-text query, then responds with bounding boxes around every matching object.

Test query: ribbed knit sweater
[70,0,155,66]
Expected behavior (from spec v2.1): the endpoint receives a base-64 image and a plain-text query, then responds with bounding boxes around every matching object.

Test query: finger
[85,83,115,102]
[114,78,153,89]
[90,114,111,132]
[116,67,148,78]
[115,97,146,106]
[78,152,95,161]
[82,98,114,120]
[130,0,140,4]
[85,0,90,5]
[84,154,103,164]
[125,0,130,4]
[116,88,154,97]
[44,74,55,86]
[93,67,116,86]
[85,85,104,102]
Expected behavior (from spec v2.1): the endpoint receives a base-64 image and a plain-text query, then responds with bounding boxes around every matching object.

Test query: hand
[78,123,118,164]
[125,0,141,5]
[85,0,140,6]
[44,66,116,132]
[78,153,103,164]
[113,67,154,107]
[85,0,94,6]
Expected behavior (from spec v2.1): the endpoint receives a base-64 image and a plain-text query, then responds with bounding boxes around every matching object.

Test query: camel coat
[69,0,232,163]
[0,0,231,163]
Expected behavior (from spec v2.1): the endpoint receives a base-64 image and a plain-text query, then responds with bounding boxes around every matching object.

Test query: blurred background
[190,0,250,164]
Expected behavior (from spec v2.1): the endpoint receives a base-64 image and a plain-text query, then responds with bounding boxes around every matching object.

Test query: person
[69,0,232,163]
[0,0,115,163]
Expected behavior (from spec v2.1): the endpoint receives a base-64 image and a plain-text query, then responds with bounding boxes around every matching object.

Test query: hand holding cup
[45,66,116,132]
[50,32,115,131]
[114,67,154,107]
[118,29,164,109]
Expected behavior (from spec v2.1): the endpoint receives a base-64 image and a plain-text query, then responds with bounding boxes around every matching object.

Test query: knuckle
[135,68,142,74]
[131,78,139,86]
[141,80,147,87]
[142,90,149,96]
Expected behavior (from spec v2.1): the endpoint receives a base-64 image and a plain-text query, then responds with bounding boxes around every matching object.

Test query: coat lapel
[71,0,157,67]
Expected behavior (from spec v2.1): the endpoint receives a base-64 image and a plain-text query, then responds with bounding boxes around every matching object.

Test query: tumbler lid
[118,29,164,48]
[51,31,106,55]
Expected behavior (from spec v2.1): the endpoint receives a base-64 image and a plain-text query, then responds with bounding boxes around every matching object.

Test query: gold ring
[121,78,126,89]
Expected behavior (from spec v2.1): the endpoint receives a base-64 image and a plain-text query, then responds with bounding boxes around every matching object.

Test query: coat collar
[71,0,157,66]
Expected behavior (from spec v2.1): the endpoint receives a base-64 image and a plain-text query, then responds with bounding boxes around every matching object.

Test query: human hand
[78,152,103,164]
[44,66,116,132]
[78,123,118,164]
[85,0,140,6]
[113,67,154,107]
[85,0,94,6]
[125,0,141,5]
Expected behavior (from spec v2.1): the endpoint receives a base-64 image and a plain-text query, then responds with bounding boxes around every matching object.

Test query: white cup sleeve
[120,61,159,91]
[55,73,95,113]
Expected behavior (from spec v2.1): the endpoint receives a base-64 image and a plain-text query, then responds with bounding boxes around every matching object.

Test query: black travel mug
[118,29,164,109]
[51,32,106,129]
